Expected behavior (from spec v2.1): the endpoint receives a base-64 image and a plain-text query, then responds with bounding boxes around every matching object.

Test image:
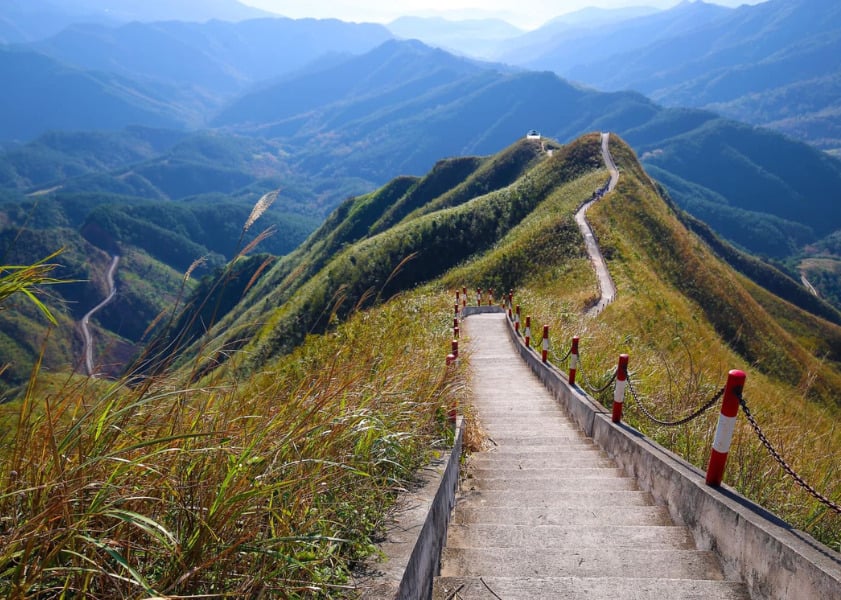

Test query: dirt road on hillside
[81,254,119,376]
[574,132,619,316]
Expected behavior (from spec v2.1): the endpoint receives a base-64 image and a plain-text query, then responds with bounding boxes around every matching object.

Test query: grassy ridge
[474,135,841,550]
[3,130,839,599]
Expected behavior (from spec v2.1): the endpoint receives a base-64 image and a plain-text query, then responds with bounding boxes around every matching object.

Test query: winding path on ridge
[575,132,619,316]
[81,254,119,376]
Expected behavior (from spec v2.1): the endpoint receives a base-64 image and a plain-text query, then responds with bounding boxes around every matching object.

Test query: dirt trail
[574,132,619,316]
[81,255,119,376]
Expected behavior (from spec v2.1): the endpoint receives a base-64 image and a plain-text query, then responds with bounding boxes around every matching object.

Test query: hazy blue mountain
[3,18,392,142]
[0,47,191,143]
[496,1,730,68]
[0,0,112,43]
[212,39,487,128]
[547,6,662,27]
[2,36,839,264]
[31,18,393,99]
[387,16,523,57]
[61,0,274,23]
[559,0,841,151]
[0,0,270,43]
[213,39,841,260]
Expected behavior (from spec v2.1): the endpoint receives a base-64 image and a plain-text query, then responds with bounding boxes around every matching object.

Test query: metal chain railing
[578,352,617,394]
[475,289,841,515]
[739,394,841,514]
[546,337,572,364]
[626,377,723,427]
[582,367,617,394]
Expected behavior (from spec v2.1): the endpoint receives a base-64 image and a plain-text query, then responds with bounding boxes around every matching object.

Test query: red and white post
[568,336,580,385]
[612,354,629,423]
[507,291,513,319]
[453,317,459,339]
[462,287,467,308]
[524,316,532,348]
[514,305,521,333]
[542,325,549,363]
[706,370,746,487]
[477,288,482,306]
[489,288,495,305]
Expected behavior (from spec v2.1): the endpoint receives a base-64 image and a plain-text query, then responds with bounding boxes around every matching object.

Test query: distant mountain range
[0,7,840,388]
[0,18,392,142]
[404,0,840,154]
[0,46,190,141]
[0,0,273,43]
[2,35,839,265]
[387,16,523,57]
[211,40,841,262]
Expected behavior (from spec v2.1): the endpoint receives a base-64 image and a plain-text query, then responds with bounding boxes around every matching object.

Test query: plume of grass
[243,190,279,234]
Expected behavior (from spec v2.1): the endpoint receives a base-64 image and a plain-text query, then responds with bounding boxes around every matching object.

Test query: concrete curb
[358,417,464,600]
[498,312,841,600]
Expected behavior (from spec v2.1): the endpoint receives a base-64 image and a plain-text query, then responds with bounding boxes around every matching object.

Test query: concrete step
[463,475,638,492]
[478,408,574,416]
[468,455,616,469]
[452,505,674,527]
[445,524,696,550]
[480,418,580,431]
[455,489,655,508]
[487,435,593,447]
[440,547,726,580]
[432,576,750,599]
[465,467,626,480]
[471,448,608,461]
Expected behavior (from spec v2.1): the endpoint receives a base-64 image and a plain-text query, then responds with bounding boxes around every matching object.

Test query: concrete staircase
[432,313,749,599]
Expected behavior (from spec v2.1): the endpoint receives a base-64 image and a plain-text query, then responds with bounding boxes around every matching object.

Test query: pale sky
[240,0,765,30]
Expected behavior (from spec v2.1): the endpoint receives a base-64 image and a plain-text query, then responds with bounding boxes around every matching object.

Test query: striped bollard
[612,354,629,423]
[514,305,521,333]
[452,340,459,360]
[568,336,580,385]
[453,317,459,339]
[706,370,746,487]
[489,288,495,305]
[541,325,549,363]
[524,316,532,348]
[462,286,467,308]
[455,290,460,305]
[508,291,513,319]
[454,304,459,320]
[477,288,482,306]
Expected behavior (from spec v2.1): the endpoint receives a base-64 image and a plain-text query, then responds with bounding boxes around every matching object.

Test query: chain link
[582,368,617,394]
[626,378,723,427]
[547,337,572,364]
[575,351,617,394]
[739,395,841,514]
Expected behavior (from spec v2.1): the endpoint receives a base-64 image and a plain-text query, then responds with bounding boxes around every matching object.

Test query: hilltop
[181,133,841,407]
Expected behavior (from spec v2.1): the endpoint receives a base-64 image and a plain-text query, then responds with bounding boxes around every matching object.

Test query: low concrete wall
[500,314,841,600]
[359,418,464,600]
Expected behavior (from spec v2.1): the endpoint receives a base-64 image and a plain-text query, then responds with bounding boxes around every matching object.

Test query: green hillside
[2,133,839,596]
